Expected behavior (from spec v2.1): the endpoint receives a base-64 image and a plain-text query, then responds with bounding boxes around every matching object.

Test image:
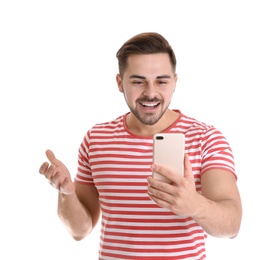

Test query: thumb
[183,154,194,179]
[45,149,60,166]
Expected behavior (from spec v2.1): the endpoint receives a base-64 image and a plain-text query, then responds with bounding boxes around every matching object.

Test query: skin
[39,53,242,240]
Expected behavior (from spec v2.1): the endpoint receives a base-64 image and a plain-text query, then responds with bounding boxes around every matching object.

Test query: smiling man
[39,32,242,260]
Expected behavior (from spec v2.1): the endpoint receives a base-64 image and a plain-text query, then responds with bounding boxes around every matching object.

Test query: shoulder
[174,112,230,147]
[79,114,126,150]
[175,111,216,134]
[93,114,124,129]
[88,114,125,132]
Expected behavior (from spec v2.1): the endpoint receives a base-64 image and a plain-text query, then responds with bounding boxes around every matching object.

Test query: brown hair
[116,32,177,76]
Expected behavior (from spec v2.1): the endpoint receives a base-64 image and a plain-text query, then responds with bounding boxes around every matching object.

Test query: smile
[141,102,160,108]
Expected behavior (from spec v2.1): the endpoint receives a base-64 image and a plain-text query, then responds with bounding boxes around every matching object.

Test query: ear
[116,74,123,93]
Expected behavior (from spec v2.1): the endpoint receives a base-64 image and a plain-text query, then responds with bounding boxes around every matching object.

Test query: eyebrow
[129,74,171,79]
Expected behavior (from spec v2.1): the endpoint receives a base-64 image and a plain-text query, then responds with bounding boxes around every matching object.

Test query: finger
[151,164,177,183]
[39,162,49,175]
[44,164,58,181]
[147,177,174,196]
[49,170,63,189]
[183,154,194,179]
[148,184,173,202]
[45,149,60,166]
[148,189,172,208]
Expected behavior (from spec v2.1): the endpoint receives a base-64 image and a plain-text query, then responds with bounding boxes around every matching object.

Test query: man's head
[115,33,178,130]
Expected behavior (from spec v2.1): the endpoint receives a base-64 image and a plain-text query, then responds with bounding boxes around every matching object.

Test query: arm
[191,168,242,238]
[39,150,101,240]
[147,154,242,238]
[58,182,101,240]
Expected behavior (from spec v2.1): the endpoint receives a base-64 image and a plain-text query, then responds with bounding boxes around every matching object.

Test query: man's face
[116,53,177,126]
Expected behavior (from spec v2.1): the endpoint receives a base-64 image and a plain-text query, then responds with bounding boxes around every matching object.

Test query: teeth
[142,103,158,107]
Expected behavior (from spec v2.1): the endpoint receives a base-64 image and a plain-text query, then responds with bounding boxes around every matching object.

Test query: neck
[125,110,180,136]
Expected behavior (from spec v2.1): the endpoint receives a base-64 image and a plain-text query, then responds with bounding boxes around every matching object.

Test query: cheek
[124,91,135,103]
[122,87,139,101]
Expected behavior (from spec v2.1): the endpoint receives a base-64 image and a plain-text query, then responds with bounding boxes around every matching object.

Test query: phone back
[152,133,185,182]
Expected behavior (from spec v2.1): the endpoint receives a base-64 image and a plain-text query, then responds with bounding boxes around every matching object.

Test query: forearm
[192,195,242,238]
[57,192,93,240]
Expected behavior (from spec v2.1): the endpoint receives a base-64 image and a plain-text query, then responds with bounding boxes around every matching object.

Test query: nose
[143,82,157,98]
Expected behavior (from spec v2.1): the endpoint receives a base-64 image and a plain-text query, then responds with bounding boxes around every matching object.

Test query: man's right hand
[39,149,75,195]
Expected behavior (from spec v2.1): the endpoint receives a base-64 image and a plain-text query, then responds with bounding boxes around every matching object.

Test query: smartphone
[152,133,185,182]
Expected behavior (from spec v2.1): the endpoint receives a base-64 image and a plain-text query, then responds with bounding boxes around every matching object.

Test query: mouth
[140,102,160,109]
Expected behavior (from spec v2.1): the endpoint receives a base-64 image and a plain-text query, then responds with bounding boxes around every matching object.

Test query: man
[39,32,242,259]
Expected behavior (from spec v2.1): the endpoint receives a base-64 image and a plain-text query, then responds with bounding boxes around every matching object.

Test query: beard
[132,110,163,125]
[128,97,170,126]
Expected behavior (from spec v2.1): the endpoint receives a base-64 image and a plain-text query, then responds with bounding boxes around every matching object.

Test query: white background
[1,0,277,259]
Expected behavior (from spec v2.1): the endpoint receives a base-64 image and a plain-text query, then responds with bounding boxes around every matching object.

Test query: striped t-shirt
[75,110,236,260]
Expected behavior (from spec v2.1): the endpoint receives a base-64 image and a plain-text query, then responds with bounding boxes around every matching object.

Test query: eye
[157,80,167,85]
[132,80,143,85]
